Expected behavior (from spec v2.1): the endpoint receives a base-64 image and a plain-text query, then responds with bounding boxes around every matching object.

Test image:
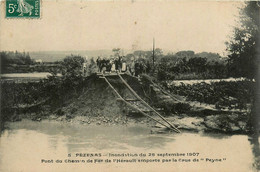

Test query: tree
[175,51,195,59]
[112,48,121,57]
[60,55,85,94]
[85,57,98,76]
[226,2,259,133]
[226,1,259,79]
[61,55,84,77]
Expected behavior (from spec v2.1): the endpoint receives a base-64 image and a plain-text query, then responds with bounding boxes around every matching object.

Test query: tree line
[0,51,61,73]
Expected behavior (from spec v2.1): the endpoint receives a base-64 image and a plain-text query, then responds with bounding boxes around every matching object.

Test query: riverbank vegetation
[0,51,61,73]
[166,80,254,111]
[1,55,87,124]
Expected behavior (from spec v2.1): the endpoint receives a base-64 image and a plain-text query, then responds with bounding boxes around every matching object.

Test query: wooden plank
[117,98,140,102]
[125,99,140,101]
[129,109,164,113]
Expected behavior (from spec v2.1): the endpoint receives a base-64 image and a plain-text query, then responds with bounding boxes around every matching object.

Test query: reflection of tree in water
[0,124,2,135]
[248,133,260,171]
[0,119,6,136]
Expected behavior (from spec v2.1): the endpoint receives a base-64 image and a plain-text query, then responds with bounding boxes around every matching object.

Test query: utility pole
[152,38,155,69]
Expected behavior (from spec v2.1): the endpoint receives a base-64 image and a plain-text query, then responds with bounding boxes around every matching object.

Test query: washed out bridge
[98,72,181,133]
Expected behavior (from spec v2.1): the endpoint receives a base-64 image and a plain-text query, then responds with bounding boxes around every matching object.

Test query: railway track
[98,72,181,133]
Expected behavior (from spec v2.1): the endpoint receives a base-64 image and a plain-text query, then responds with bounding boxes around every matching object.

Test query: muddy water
[1,72,52,78]
[169,77,246,86]
[0,120,259,172]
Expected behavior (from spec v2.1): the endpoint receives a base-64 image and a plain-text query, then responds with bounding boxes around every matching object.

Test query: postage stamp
[6,0,40,18]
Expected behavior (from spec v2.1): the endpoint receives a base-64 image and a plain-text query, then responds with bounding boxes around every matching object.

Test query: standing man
[96,56,101,72]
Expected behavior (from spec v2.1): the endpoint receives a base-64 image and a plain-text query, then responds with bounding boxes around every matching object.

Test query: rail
[117,73,181,133]
[101,73,181,133]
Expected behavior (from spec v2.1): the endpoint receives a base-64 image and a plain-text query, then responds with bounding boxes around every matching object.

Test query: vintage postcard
[0,0,259,172]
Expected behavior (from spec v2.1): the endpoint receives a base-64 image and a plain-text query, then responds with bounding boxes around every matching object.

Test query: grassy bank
[165,80,254,111]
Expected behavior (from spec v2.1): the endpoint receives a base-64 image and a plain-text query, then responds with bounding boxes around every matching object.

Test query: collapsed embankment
[1,74,253,134]
[47,74,252,134]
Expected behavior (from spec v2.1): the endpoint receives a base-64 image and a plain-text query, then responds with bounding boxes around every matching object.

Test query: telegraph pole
[152,38,155,69]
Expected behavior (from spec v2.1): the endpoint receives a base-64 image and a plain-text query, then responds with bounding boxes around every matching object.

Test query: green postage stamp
[6,0,40,18]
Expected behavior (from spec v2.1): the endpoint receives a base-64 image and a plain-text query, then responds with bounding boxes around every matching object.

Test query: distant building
[35,59,43,64]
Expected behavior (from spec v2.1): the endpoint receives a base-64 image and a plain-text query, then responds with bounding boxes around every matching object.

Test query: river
[1,73,62,83]
[169,77,247,86]
[0,120,259,172]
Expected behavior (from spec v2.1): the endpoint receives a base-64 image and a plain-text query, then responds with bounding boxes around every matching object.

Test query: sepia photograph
[0,0,259,171]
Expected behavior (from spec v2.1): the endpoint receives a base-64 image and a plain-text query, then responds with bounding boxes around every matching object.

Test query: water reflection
[248,133,260,171]
[0,120,259,172]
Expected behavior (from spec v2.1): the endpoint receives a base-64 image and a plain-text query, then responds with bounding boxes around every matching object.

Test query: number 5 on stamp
[6,0,40,18]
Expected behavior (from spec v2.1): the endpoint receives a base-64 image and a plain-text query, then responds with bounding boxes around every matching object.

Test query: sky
[0,0,243,54]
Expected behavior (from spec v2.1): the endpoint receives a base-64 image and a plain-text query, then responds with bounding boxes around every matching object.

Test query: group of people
[96,56,126,73]
[129,60,149,77]
[96,56,150,77]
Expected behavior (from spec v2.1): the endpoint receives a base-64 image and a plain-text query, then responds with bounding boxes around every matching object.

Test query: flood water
[170,77,247,86]
[0,120,259,172]
[1,72,52,78]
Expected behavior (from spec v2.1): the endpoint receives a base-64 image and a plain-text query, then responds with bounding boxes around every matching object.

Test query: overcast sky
[0,1,242,54]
